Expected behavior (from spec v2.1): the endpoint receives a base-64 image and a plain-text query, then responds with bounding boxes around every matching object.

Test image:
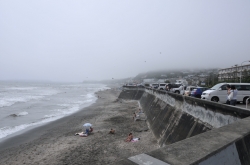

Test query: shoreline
[0,89,100,149]
[0,89,158,165]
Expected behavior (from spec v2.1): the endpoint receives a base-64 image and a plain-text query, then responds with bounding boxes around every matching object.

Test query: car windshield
[210,84,223,90]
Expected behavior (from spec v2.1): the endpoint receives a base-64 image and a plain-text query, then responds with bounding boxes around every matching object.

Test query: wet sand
[0,89,158,165]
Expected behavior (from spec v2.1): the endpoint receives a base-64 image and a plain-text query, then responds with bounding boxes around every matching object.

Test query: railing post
[247,98,250,109]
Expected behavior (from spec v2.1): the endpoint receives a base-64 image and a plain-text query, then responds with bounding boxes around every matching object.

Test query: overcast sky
[1,1,250,82]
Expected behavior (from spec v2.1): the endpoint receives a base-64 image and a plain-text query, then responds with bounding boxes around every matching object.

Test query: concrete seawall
[118,86,145,100]
[117,87,250,165]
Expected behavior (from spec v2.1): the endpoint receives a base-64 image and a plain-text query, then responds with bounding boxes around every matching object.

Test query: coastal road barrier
[117,86,250,165]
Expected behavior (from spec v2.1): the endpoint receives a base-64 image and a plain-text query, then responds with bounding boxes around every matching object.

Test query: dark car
[191,87,208,98]
[137,84,145,88]
[153,84,159,89]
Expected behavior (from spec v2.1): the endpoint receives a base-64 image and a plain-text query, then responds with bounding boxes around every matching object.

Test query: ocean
[0,81,109,141]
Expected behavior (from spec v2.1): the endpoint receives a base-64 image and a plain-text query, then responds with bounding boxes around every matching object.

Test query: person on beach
[75,127,93,137]
[125,133,133,142]
[133,112,139,120]
[85,127,93,135]
[109,128,115,134]
[125,133,141,142]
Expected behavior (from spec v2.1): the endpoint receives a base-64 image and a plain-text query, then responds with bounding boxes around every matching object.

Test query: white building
[175,79,188,86]
[218,64,250,81]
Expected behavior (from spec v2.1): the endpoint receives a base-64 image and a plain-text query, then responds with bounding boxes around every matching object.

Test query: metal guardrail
[247,98,250,109]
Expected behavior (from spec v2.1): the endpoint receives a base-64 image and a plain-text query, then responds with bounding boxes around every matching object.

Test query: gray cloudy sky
[1,1,250,82]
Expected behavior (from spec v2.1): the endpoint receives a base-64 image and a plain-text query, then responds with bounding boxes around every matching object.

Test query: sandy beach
[0,89,158,165]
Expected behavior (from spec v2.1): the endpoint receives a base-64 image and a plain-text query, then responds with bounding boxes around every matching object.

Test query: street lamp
[240,60,250,83]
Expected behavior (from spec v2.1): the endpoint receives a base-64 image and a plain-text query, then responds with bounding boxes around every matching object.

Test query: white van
[201,83,250,104]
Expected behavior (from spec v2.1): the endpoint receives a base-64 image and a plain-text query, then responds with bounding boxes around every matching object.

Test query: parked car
[150,83,159,89]
[169,84,185,94]
[166,84,181,91]
[201,83,250,103]
[124,83,136,87]
[184,86,196,96]
[158,83,168,90]
[137,84,145,88]
[191,87,209,98]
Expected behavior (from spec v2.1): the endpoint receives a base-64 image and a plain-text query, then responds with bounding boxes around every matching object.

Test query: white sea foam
[57,106,79,115]
[81,93,95,98]
[17,111,28,116]
[58,104,70,107]
[44,105,80,122]
[73,100,84,104]
[0,125,30,139]
[83,99,93,104]
[0,88,60,108]
[39,89,59,96]
[0,100,10,108]
[86,93,94,98]
[0,96,43,108]
[7,87,38,91]
[0,116,61,139]
[44,114,56,118]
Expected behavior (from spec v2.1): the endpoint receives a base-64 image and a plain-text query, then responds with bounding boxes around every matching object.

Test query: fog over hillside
[1,1,250,82]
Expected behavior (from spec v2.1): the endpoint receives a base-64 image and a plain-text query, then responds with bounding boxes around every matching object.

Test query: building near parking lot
[218,64,250,81]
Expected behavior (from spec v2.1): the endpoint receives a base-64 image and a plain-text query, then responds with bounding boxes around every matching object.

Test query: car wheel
[175,91,180,94]
[243,97,250,104]
[211,97,219,102]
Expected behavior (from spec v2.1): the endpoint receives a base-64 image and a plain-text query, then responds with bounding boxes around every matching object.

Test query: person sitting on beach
[85,127,93,135]
[75,127,93,137]
[133,112,139,120]
[125,133,133,142]
[125,133,141,142]
[109,128,115,134]
[89,127,93,133]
